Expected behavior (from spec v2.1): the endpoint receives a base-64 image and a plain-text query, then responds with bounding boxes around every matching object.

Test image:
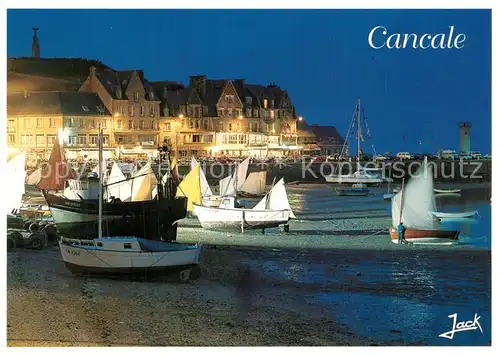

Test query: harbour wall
[177,160,492,184]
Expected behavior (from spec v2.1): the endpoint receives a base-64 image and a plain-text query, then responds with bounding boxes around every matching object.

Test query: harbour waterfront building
[7,67,327,159]
[7,90,112,160]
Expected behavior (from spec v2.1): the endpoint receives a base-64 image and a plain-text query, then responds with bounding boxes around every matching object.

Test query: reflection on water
[180,184,491,345]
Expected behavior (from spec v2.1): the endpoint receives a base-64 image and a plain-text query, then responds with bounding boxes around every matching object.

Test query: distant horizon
[7,9,492,155]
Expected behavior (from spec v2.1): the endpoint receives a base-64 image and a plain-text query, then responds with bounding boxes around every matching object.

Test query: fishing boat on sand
[389,157,460,245]
[41,136,187,241]
[59,128,201,277]
[192,178,296,232]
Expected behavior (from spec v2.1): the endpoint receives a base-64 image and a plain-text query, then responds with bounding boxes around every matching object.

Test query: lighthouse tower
[459,121,471,154]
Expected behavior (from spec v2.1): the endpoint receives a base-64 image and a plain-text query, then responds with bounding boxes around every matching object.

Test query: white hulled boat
[325,98,392,185]
[59,127,202,277]
[192,178,295,232]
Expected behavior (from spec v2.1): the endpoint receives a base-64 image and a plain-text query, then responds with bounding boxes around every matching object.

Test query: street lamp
[298,116,303,122]
[179,114,184,119]
[238,115,243,119]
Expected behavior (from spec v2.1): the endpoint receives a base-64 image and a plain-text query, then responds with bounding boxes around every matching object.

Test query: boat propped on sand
[192,178,296,232]
[59,128,201,278]
[389,157,460,245]
[41,136,187,241]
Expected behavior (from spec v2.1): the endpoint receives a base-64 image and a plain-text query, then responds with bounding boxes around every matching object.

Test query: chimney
[189,75,206,96]
[89,66,96,77]
[234,79,245,88]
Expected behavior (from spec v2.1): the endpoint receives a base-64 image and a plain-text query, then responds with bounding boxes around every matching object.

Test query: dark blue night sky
[7,9,491,154]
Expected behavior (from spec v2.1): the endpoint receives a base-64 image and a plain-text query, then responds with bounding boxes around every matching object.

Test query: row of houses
[7,66,345,160]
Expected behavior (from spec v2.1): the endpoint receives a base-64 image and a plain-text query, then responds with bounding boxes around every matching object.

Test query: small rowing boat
[434,188,462,194]
[430,210,478,219]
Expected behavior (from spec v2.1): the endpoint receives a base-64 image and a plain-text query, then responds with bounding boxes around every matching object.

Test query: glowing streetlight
[114,112,120,118]
[238,115,243,119]
[179,114,184,119]
[298,116,303,122]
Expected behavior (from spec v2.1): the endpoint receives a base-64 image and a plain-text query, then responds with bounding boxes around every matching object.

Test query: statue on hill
[32,27,40,58]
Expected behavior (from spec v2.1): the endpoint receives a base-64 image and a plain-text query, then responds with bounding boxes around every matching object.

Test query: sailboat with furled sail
[389,157,459,244]
[59,127,201,277]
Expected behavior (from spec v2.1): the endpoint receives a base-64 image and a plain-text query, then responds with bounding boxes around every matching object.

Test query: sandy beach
[7,240,490,346]
[7,183,491,346]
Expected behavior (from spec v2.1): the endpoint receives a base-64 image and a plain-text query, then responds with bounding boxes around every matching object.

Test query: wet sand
[7,241,490,346]
[8,183,490,346]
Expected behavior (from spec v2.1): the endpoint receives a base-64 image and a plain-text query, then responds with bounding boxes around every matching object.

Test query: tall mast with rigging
[357,98,361,166]
[98,125,103,239]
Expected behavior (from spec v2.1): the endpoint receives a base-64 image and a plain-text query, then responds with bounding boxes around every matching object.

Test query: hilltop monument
[32,27,40,58]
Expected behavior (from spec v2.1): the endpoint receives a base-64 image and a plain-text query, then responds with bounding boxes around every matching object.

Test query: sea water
[178,184,491,345]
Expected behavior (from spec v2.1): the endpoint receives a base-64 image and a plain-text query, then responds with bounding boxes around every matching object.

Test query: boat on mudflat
[39,138,187,241]
[390,157,460,245]
[389,227,459,245]
[193,178,295,232]
[59,236,201,277]
[58,128,201,278]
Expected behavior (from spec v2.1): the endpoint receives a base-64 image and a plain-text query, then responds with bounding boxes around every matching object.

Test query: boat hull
[383,193,395,200]
[336,188,370,196]
[59,237,201,275]
[44,191,187,240]
[192,204,291,231]
[434,188,462,194]
[389,227,460,244]
[431,210,478,219]
[326,176,387,184]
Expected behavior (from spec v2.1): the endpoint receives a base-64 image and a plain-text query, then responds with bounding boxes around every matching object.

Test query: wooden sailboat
[59,127,202,277]
[192,178,295,232]
[42,133,188,241]
[389,157,459,244]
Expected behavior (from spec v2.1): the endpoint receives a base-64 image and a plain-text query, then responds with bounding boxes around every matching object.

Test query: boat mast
[357,98,361,168]
[98,125,103,239]
[399,178,405,224]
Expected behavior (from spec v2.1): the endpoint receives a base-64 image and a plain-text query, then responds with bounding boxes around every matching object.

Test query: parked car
[374,155,388,161]
[459,153,473,160]
[396,152,413,160]
[439,150,457,160]
[484,153,492,159]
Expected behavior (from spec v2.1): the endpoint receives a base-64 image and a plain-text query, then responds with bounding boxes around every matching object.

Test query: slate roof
[95,69,159,101]
[306,124,344,145]
[7,91,110,116]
